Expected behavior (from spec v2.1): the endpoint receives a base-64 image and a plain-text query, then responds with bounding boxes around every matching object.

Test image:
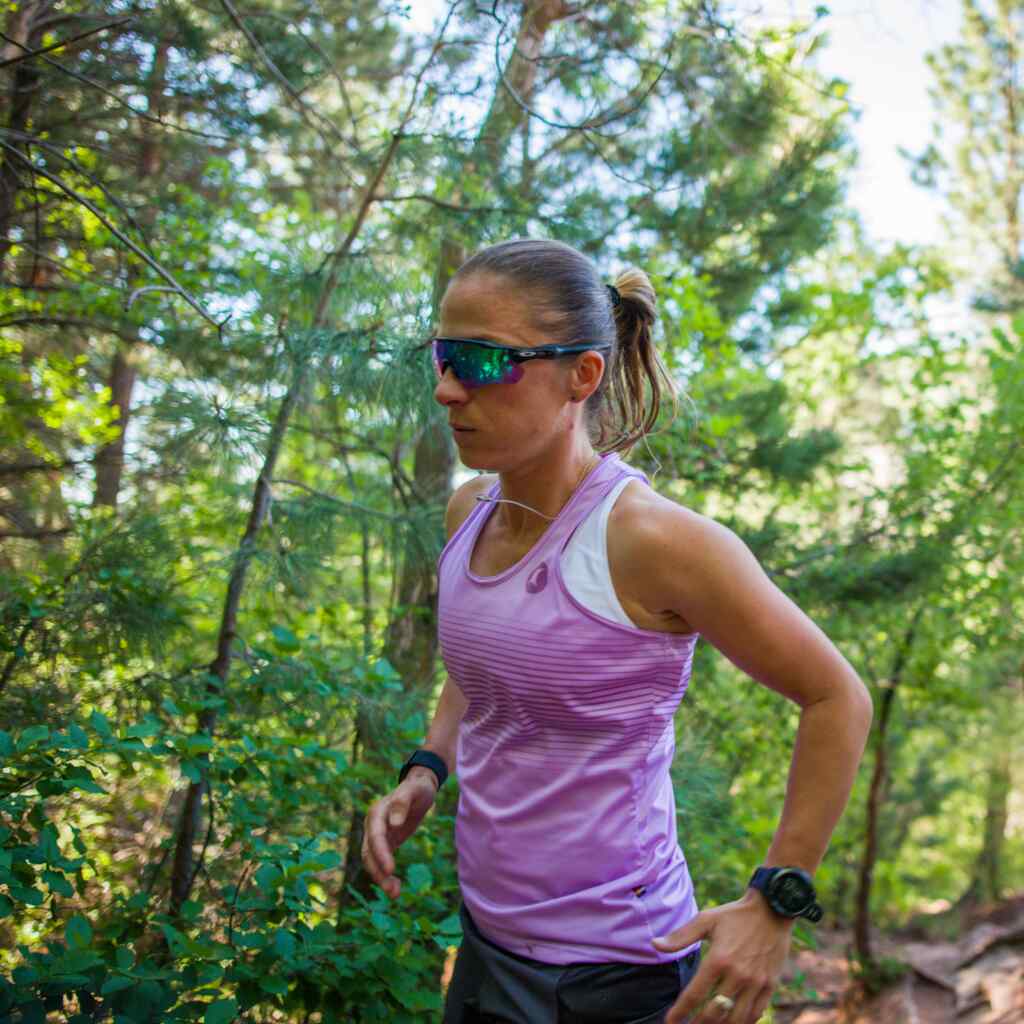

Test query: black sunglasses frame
[429,335,611,363]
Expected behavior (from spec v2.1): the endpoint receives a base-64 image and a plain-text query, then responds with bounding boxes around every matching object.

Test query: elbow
[849,677,874,737]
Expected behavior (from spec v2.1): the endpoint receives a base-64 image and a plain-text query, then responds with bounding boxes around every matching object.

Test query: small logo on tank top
[526,562,549,594]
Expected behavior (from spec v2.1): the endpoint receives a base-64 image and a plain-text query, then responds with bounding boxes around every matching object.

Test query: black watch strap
[398,750,448,790]
[748,866,824,923]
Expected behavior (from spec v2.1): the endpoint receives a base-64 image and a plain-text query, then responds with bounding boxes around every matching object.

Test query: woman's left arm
[628,502,874,1024]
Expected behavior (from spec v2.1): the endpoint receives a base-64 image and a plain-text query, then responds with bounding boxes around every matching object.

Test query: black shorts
[443,902,702,1024]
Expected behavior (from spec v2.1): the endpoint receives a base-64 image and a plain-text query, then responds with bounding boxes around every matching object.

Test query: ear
[570,350,605,400]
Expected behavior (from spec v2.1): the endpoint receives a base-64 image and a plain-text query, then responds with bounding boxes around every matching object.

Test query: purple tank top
[437,451,701,965]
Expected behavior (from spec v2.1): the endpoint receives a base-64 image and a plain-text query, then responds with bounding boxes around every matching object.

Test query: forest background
[1,0,1022,1021]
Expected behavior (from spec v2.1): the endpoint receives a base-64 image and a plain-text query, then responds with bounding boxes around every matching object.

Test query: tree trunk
[957,660,1022,913]
[92,345,138,508]
[377,0,576,723]
[165,53,420,918]
[0,1,54,278]
[337,0,577,907]
[976,746,1012,903]
[853,606,923,966]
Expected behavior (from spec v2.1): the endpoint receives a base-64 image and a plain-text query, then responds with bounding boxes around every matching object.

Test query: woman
[362,239,873,1024]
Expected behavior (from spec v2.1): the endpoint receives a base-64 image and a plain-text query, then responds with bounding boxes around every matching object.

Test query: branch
[315,0,462,311]
[0,526,73,539]
[270,478,407,521]
[487,7,709,134]
[0,31,233,143]
[0,314,139,344]
[374,192,515,214]
[0,142,226,334]
[0,456,94,478]
[218,0,358,179]
[0,17,132,70]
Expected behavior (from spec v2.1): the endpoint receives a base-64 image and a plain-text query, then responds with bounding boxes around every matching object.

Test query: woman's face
[434,272,603,468]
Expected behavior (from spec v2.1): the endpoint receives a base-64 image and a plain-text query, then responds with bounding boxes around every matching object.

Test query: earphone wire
[473,451,599,521]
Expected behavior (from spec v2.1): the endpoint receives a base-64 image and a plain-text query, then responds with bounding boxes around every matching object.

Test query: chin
[459,455,497,471]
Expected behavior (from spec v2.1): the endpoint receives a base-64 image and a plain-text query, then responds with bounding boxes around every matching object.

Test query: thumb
[652,908,716,951]
[387,800,407,829]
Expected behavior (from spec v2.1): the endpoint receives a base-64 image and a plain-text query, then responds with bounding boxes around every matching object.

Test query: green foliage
[848,951,909,996]
[0,682,460,1022]
[2,0,1024,1018]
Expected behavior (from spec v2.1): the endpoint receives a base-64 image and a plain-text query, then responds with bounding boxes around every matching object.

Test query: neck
[492,447,601,540]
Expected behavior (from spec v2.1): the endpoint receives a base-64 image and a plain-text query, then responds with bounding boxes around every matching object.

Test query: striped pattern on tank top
[436,451,702,965]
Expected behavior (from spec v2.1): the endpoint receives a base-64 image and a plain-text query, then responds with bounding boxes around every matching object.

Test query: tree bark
[853,605,923,966]
[0,1,54,278]
[92,345,138,508]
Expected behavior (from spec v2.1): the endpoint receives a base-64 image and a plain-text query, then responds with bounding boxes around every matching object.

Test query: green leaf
[181,899,203,921]
[0,730,12,756]
[124,718,160,739]
[204,997,238,1024]
[68,722,89,748]
[0,894,13,918]
[101,975,135,996]
[437,913,462,936]
[43,870,75,898]
[66,913,93,949]
[17,724,49,750]
[89,711,112,737]
[406,863,432,894]
[10,884,44,906]
[270,625,300,652]
[273,928,296,958]
[259,975,289,995]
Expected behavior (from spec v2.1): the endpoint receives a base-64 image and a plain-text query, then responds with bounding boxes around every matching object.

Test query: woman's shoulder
[612,476,709,538]
[610,476,728,590]
[445,474,498,541]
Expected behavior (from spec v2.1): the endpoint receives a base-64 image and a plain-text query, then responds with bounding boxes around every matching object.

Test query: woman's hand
[361,769,438,899]
[653,890,796,1024]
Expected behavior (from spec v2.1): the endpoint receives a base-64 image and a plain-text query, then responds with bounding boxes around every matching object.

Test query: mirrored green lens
[432,340,522,388]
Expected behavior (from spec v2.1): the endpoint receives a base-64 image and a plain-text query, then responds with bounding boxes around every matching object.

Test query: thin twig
[270,478,407,521]
[0,142,225,333]
[0,17,133,70]
[218,0,358,182]
[487,5,709,133]
[0,30,233,142]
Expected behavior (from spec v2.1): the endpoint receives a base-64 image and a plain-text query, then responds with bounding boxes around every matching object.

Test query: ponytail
[586,266,679,457]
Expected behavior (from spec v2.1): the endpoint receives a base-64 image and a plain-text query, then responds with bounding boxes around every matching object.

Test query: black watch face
[772,872,813,914]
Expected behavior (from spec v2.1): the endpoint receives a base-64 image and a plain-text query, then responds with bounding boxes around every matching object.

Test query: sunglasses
[428,336,611,389]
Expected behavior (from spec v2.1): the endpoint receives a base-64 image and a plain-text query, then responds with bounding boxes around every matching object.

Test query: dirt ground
[773,898,1024,1024]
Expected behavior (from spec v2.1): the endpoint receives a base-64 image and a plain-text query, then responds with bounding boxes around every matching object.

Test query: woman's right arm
[361,475,487,899]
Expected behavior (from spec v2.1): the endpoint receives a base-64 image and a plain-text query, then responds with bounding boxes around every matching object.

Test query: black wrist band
[398,750,448,790]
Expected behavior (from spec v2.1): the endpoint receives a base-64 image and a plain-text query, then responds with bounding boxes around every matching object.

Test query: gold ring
[710,993,736,1013]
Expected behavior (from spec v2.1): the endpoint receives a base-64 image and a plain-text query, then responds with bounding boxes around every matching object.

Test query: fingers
[747,986,772,1024]
[653,909,714,953]
[362,794,406,898]
[665,957,722,1024]
[679,980,771,1024]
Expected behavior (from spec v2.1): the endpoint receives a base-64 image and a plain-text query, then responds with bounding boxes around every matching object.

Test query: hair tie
[606,283,621,308]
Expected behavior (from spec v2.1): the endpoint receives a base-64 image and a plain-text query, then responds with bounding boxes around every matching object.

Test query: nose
[434,365,470,405]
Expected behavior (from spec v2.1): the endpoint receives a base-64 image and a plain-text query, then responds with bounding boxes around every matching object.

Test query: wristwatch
[747,866,823,922]
[397,750,448,790]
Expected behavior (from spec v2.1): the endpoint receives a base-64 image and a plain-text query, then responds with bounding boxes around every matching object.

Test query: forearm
[406,674,467,790]
[760,681,874,876]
